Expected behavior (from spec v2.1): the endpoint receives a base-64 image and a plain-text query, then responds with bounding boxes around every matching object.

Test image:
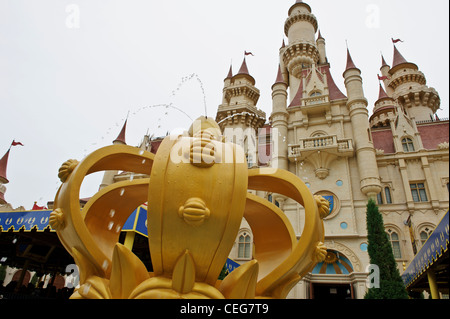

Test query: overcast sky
[1,0,449,210]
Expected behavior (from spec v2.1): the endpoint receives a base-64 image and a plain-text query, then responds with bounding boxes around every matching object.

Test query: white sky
[1,0,449,210]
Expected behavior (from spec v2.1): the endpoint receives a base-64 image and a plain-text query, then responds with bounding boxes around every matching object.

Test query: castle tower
[382,45,441,122]
[282,0,320,97]
[316,30,328,65]
[343,49,382,198]
[270,65,289,170]
[370,84,397,128]
[216,58,266,167]
[0,149,10,205]
[99,119,128,190]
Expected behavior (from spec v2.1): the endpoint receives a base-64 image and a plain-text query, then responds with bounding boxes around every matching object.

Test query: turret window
[401,138,415,152]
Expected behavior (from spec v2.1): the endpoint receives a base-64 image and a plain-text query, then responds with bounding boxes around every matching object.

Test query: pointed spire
[225,64,233,80]
[381,54,389,68]
[317,29,324,40]
[390,45,418,74]
[377,83,390,101]
[345,48,358,72]
[274,64,286,86]
[281,39,286,48]
[237,57,250,76]
[392,45,408,68]
[234,57,256,86]
[0,149,10,184]
[113,119,127,145]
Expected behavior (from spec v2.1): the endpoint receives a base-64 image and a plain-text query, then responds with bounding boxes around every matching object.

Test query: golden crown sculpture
[50,117,328,299]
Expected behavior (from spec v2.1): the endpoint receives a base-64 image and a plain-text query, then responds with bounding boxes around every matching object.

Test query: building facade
[217,0,449,299]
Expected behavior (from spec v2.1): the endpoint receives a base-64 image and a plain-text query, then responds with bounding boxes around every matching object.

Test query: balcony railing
[288,135,354,160]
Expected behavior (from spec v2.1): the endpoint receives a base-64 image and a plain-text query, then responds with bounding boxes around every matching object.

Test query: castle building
[2,0,444,299]
[55,0,449,299]
[216,0,449,299]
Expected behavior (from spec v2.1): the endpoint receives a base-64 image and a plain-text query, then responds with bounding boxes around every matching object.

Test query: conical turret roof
[225,65,233,80]
[0,149,10,184]
[390,45,418,74]
[113,119,127,145]
[234,57,256,86]
[344,48,358,73]
[273,64,287,86]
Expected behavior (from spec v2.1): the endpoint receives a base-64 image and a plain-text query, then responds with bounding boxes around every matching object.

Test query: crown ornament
[51,116,328,299]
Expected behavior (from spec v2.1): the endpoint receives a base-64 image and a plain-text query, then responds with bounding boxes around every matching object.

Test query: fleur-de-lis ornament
[51,117,327,299]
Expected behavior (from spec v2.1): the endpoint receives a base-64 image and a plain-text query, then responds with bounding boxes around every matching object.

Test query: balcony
[288,135,354,179]
[289,135,354,159]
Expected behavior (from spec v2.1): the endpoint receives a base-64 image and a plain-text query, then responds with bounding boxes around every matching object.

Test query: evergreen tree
[365,199,409,299]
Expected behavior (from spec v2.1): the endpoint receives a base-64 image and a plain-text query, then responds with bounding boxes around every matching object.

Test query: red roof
[274,64,286,85]
[238,57,250,75]
[390,45,418,74]
[392,45,408,68]
[381,54,389,68]
[321,65,347,100]
[372,129,395,154]
[289,78,304,108]
[113,120,127,145]
[225,65,233,80]
[417,122,449,150]
[377,84,390,101]
[345,48,358,72]
[234,57,256,85]
[0,149,10,184]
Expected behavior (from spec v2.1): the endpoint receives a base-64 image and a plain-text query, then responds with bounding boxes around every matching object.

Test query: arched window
[384,187,392,204]
[238,233,252,259]
[377,187,393,205]
[387,229,402,259]
[401,138,415,152]
[420,227,434,246]
[377,192,383,205]
[310,91,322,97]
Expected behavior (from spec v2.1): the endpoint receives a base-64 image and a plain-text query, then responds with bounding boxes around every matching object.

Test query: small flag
[378,74,389,81]
[392,38,404,43]
[11,140,24,147]
[244,51,254,56]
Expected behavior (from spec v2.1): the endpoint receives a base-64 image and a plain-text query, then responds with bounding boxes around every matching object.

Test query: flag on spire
[11,140,24,147]
[378,74,390,81]
[244,51,254,56]
[392,38,404,44]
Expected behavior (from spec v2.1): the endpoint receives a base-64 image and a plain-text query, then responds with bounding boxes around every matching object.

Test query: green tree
[365,199,409,299]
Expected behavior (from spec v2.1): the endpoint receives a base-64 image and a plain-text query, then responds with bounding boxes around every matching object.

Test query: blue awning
[402,210,449,288]
[0,206,149,236]
[0,210,53,232]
